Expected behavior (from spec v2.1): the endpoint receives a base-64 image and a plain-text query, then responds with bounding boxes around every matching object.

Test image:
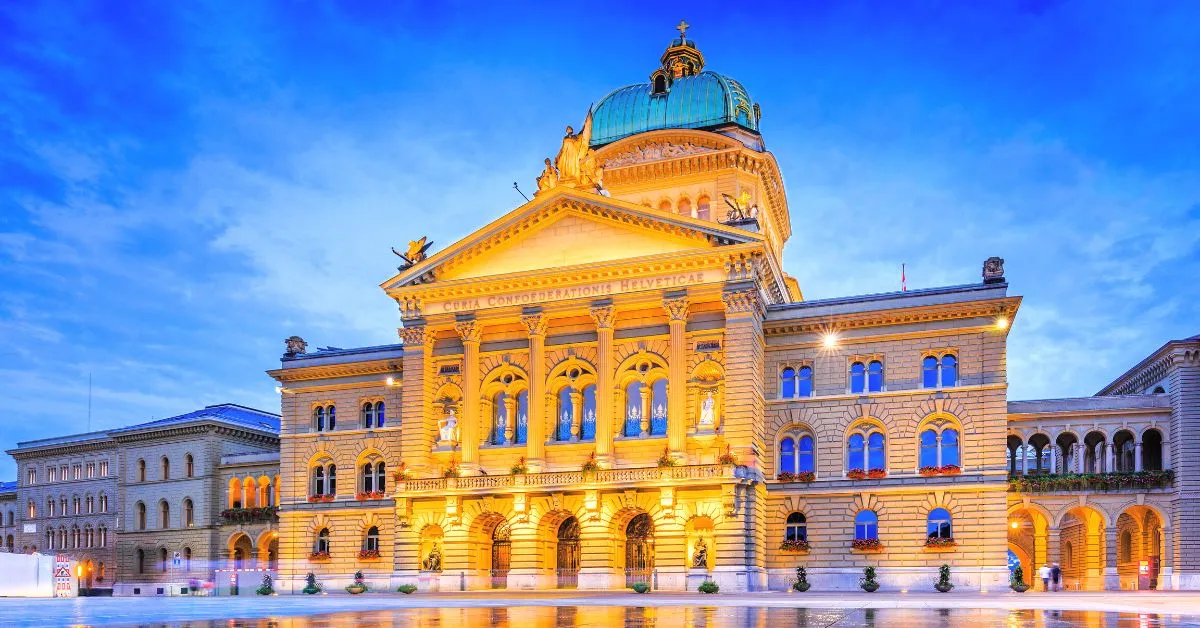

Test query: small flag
[901,263,907,292]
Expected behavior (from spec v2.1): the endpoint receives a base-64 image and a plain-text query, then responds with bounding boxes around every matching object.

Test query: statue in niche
[422,543,442,572]
[698,391,716,428]
[439,408,458,443]
[692,539,709,569]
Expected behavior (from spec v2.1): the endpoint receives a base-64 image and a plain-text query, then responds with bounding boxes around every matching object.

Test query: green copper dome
[589,34,760,147]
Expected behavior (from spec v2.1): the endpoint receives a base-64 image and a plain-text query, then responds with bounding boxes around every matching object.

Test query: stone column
[1105,442,1115,474]
[569,390,584,441]
[639,387,651,436]
[1046,526,1061,579]
[503,395,517,444]
[590,304,616,467]
[1135,442,1144,472]
[399,324,436,473]
[521,312,548,471]
[1049,444,1058,475]
[1021,444,1029,475]
[455,318,481,473]
[1075,443,1085,474]
[1162,441,1171,470]
[663,294,690,462]
[1104,526,1120,590]
[721,285,765,470]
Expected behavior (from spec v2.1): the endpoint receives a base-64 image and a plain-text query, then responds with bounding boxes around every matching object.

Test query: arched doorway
[624,513,655,588]
[80,559,95,590]
[556,517,581,588]
[229,533,253,570]
[1058,506,1106,590]
[490,522,511,589]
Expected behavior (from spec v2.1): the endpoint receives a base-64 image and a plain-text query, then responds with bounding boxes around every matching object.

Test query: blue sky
[1,1,1198,479]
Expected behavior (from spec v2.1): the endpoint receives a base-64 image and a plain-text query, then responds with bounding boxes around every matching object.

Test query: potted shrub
[1010,565,1029,592]
[302,572,321,595]
[510,456,528,475]
[657,447,677,468]
[397,583,418,594]
[345,570,368,594]
[631,582,650,594]
[792,566,811,592]
[580,452,600,474]
[697,579,720,594]
[717,446,739,466]
[442,463,461,479]
[392,461,411,483]
[255,574,274,596]
[859,566,880,592]
[934,564,954,593]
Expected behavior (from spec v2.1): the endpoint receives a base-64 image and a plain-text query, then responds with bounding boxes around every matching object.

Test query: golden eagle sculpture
[393,237,434,270]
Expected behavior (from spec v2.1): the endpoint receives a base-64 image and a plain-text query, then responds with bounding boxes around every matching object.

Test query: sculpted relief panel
[602,141,720,168]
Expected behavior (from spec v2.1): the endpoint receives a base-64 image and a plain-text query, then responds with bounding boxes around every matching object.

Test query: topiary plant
[934,564,954,593]
[302,572,321,594]
[631,582,650,594]
[1010,565,1029,592]
[792,566,811,592]
[860,566,879,592]
[255,574,274,595]
[397,583,418,594]
[698,579,720,594]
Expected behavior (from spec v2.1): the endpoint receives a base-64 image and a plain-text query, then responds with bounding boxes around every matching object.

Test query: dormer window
[653,74,667,95]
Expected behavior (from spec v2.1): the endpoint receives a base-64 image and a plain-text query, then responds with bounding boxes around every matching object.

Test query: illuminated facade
[263,28,1194,593]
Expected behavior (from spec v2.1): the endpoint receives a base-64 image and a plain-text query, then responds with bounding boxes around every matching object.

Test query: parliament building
[257,28,1188,594]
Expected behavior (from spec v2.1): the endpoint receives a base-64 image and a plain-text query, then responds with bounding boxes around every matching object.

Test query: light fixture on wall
[995,316,1010,330]
[821,331,839,349]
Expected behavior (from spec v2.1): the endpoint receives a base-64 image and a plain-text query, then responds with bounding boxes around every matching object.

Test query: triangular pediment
[383,188,761,290]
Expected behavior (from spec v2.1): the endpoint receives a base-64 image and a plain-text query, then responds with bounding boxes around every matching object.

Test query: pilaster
[721,285,765,470]
[522,312,549,471]
[663,294,689,461]
[590,304,616,467]
[399,323,435,473]
[455,317,481,473]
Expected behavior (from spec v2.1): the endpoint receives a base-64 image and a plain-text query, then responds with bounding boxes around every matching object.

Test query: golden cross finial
[676,19,690,39]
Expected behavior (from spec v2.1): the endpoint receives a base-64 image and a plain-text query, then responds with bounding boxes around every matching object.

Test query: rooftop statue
[535,157,558,195]
[393,236,434,270]
[549,108,603,193]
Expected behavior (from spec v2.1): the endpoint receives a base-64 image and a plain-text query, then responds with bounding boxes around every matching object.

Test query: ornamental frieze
[602,141,719,168]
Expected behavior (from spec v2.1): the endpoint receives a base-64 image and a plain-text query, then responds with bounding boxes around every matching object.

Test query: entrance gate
[624,513,654,588]
[556,517,581,588]
[490,523,511,589]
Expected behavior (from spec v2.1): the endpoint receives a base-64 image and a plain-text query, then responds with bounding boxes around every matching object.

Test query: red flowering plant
[357,549,381,559]
[866,469,887,479]
[442,462,461,479]
[580,452,600,473]
[846,468,867,480]
[919,466,941,477]
[307,495,335,503]
[717,446,739,466]
[925,537,957,549]
[220,506,279,523]
[510,456,529,475]
[851,538,883,552]
[307,550,330,560]
[779,539,811,552]
[355,491,385,501]
[939,465,962,475]
[656,447,677,468]
[777,471,797,482]
[391,462,411,482]
[794,471,816,482]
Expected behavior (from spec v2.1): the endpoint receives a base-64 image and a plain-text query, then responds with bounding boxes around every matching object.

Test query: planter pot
[934,582,954,593]
[793,582,811,592]
[345,584,367,594]
[1011,583,1029,593]
[860,582,879,592]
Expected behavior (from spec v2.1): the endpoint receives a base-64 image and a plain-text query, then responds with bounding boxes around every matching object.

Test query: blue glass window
[922,356,939,388]
[327,406,336,430]
[798,366,813,397]
[581,385,597,441]
[941,355,958,387]
[847,433,865,471]
[375,401,385,428]
[855,510,878,541]
[314,407,325,432]
[920,430,939,468]
[867,432,886,471]
[798,436,815,473]
[558,388,574,441]
[625,382,643,437]
[867,361,884,393]
[779,437,796,475]
[849,362,865,394]
[492,393,509,445]
[785,512,807,542]
[942,429,960,467]
[361,403,374,429]
[781,367,797,398]
[927,508,952,539]
[515,391,529,444]
[650,379,668,436]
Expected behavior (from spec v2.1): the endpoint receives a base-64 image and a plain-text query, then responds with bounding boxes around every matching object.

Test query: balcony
[219,506,279,524]
[1007,470,1173,494]
[398,463,747,495]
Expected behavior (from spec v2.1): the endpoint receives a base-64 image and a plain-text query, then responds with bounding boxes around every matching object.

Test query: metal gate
[490,523,511,589]
[624,513,654,588]
[556,517,581,588]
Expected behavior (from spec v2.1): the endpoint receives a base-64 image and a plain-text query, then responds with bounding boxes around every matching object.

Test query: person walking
[1050,563,1062,591]
[1039,563,1052,591]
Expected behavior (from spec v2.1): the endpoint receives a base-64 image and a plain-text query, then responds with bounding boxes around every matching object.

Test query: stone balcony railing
[219,506,279,524]
[1007,470,1174,494]
[397,464,746,495]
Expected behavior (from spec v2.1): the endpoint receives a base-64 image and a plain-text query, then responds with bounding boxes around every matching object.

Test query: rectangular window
[99,461,109,477]
[73,465,81,480]
[27,468,36,485]
[47,467,56,483]
[60,466,68,481]
[86,463,95,479]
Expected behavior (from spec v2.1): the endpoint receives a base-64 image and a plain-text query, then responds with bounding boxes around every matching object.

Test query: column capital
[721,287,763,318]
[396,296,424,319]
[662,295,690,322]
[520,312,548,337]
[398,325,435,349]
[588,305,616,330]
[455,318,481,343]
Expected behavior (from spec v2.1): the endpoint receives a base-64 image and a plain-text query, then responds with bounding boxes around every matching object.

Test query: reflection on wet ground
[101,606,1200,628]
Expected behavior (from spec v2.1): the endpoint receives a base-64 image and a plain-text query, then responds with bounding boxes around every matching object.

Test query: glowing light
[996,316,1010,330]
[1010,521,1019,529]
[273,386,282,394]
[821,332,839,349]
[386,377,396,386]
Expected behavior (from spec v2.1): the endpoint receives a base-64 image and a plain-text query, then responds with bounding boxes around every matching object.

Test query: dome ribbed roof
[590,71,759,147]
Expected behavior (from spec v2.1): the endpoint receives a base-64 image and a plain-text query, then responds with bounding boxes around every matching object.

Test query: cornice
[763,297,1021,336]
[268,358,402,382]
[108,423,278,445]
[9,440,116,459]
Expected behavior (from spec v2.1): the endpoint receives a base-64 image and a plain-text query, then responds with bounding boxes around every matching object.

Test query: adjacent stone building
[1,481,17,553]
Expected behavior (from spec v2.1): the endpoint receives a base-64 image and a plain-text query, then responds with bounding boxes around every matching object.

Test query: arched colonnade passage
[391,491,744,592]
[226,530,279,571]
[1007,501,1169,590]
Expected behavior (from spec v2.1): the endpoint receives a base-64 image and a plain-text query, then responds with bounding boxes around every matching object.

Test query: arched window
[99,493,108,513]
[785,512,807,542]
[696,196,710,220]
[849,362,866,394]
[361,463,374,494]
[798,435,815,472]
[159,548,168,573]
[658,199,672,212]
[557,387,574,441]
[184,499,194,528]
[375,462,386,494]
[920,430,939,468]
[1114,430,1136,472]
[72,496,80,514]
[361,402,375,429]
[927,508,952,539]
[375,401,385,428]
[327,464,337,495]
[779,437,795,476]
[797,366,813,397]
[650,379,668,436]
[185,454,194,478]
[581,384,598,441]
[922,356,939,389]
[653,74,667,94]
[27,500,35,519]
[159,501,170,529]
[136,549,145,574]
[85,526,93,547]
[314,404,335,431]
[364,526,380,552]
[314,406,325,432]
[847,426,886,473]
[312,466,325,496]
[855,510,878,541]
[867,360,884,392]
[781,367,796,398]
[1143,429,1164,470]
[137,459,146,482]
[161,456,170,480]
[847,434,865,472]
[624,381,644,437]
[314,528,330,554]
[941,355,958,387]
[98,526,107,548]
[924,355,958,388]
[677,197,692,217]
[942,429,960,466]
[136,502,146,530]
[515,391,529,444]
[867,432,885,470]
[184,547,192,572]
